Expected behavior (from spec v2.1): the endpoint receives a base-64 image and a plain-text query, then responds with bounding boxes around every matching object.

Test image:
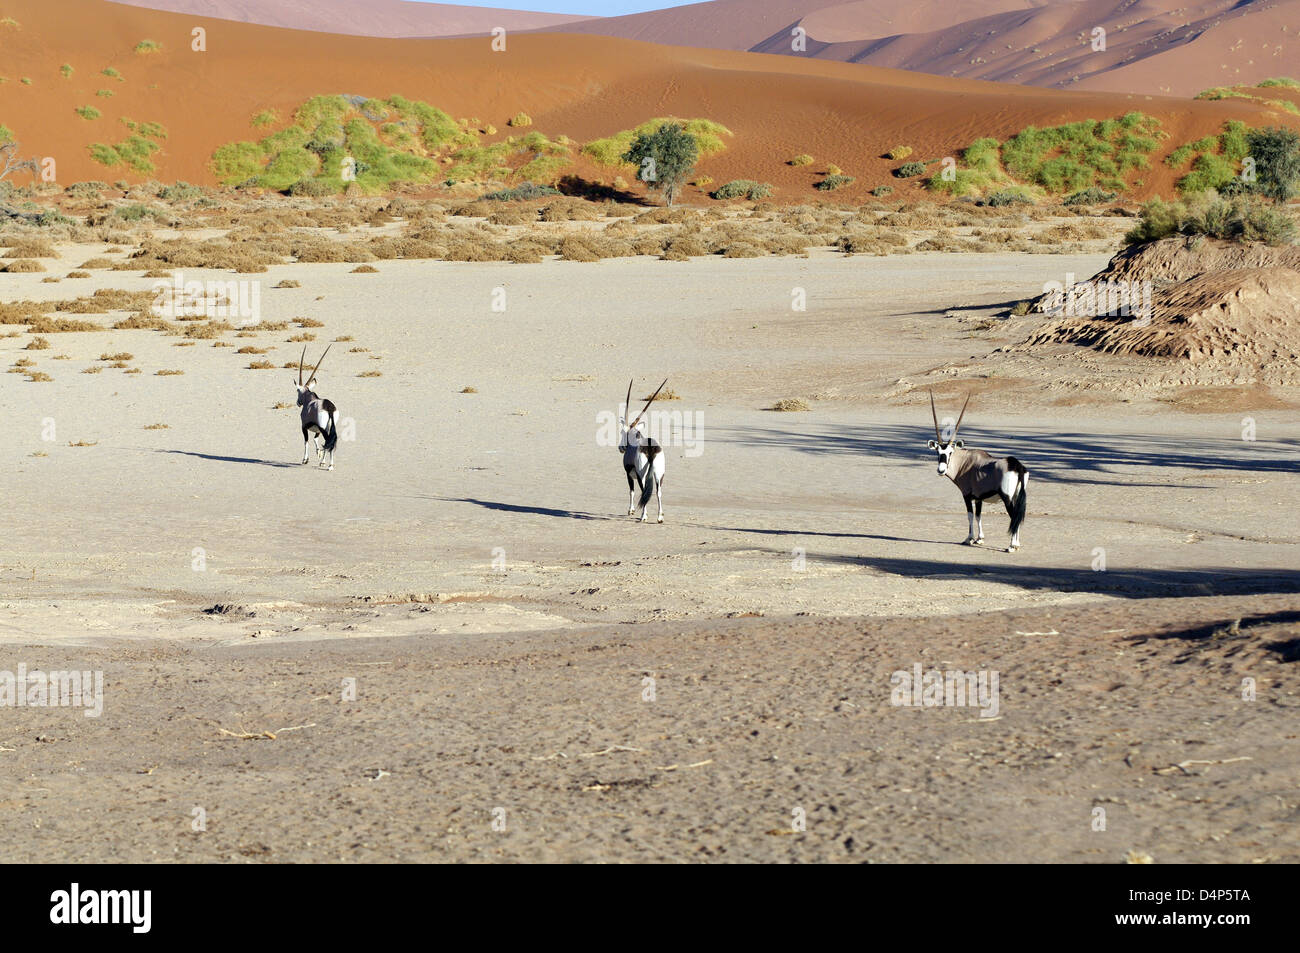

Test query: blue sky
[413,0,698,16]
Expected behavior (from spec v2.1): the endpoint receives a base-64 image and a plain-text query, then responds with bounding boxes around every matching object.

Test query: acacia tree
[1245,126,1300,203]
[621,122,698,206]
[0,128,39,184]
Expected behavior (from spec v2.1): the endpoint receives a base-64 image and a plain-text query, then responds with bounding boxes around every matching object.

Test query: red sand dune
[109,0,1300,97]
[106,0,587,38]
[543,0,1300,97]
[1,0,1295,198]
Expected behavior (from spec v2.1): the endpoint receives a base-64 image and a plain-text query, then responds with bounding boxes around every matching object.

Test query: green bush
[814,173,854,191]
[894,161,927,178]
[1257,77,1300,88]
[1125,193,1296,246]
[583,118,731,167]
[1245,126,1300,202]
[482,182,560,201]
[870,185,893,196]
[789,154,813,166]
[1063,187,1117,205]
[979,187,1037,207]
[75,105,101,120]
[711,179,772,200]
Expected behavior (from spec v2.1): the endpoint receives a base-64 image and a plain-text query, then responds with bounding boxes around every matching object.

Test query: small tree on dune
[1245,126,1300,203]
[621,122,698,206]
[0,128,39,183]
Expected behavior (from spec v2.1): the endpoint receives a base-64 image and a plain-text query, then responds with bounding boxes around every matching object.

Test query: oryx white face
[928,438,965,475]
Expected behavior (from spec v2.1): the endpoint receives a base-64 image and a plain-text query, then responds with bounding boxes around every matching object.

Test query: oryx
[294,345,339,471]
[928,391,1028,551]
[619,378,668,523]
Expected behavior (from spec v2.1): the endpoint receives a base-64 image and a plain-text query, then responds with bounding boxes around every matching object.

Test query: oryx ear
[927,439,937,449]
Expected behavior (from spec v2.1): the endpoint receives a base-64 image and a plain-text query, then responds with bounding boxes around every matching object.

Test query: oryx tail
[320,398,339,452]
[1005,457,1027,536]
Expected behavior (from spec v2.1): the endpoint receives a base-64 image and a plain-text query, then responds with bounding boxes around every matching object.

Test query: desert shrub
[289,177,338,197]
[885,146,912,161]
[134,39,161,54]
[815,174,855,191]
[721,242,765,258]
[3,258,45,272]
[507,112,532,127]
[1258,77,1300,88]
[711,180,772,200]
[789,154,814,166]
[979,187,1037,207]
[75,105,101,120]
[158,182,202,201]
[870,185,893,197]
[1063,187,1118,206]
[1125,193,1296,246]
[4,238,57,257]
[894,162,927,178]
[480,182,559,201]
[1245,126,1300,202]
[660,235,709,260]
[539,198,601,221]
[583,117,731,167]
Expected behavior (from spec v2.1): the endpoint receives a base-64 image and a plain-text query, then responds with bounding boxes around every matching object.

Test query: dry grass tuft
[4,238,57,257]
[99,351,133,361]
[26,336,50,350]
[351,264,379,273]
[274,279,301,288]
[358,370,382,378]
[156,369,184,376]
[769,398,810,412]
[4,258,46,272]
[144,423,169,430]
[460,386,478,393]
[26,371,53,382]
[247,360,275,370]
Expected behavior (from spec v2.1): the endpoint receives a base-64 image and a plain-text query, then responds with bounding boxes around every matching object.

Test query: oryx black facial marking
[294,345,338,471]
[619,378,668,523]
[928,390,1029,552]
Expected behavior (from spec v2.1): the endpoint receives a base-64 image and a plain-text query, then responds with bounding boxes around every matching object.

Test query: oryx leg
[301,426,312,465]
[654,472,665,524]
[998,491,1018,552]
[963,495,977,544]
[974,497,985,543]
[625,464,637,516]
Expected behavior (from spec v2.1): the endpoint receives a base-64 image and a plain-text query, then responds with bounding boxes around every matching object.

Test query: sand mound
[1091,237,1300,285]
[1021,239,1300,371]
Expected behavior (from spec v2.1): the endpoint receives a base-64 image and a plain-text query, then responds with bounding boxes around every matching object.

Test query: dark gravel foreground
[2,593,1297,863]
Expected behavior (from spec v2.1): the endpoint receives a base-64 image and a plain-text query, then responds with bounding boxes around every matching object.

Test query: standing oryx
[619,378,668,522]
[928,391,1028,551]
[294,345,339,471]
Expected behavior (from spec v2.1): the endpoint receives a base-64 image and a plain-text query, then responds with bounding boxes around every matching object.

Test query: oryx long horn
[306,344,332,385]
[298,345,307,386]
[631,378,668,427]
[953,392,971,437]
[624,379,633,420]
[929,390,941,442]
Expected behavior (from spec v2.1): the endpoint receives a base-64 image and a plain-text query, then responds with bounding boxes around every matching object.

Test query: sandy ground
[3,248,1298,861]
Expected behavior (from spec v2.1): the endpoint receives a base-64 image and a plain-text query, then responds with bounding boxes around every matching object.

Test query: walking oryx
[928,391,1028,551]
[294,345,339,471]
[619,378,668,523]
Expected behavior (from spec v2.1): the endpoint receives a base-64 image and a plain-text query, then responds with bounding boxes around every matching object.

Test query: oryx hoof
[656,515,664,523]
[962,538,977,546]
